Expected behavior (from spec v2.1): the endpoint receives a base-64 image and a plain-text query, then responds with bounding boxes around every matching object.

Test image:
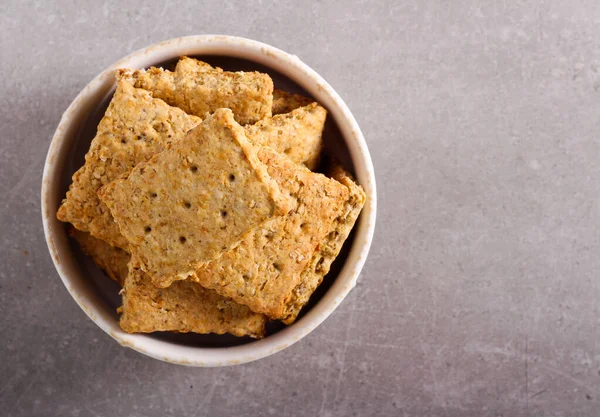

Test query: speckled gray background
[2,1,600,416]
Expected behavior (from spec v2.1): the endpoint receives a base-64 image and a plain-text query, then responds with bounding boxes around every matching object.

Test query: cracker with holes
[119,256,267,337]
[98,109,290,288]
[117,58,273,125]
[190,147,349,321]
[68,227,130,286]
[281,164,366,324]
[57,81,202,249]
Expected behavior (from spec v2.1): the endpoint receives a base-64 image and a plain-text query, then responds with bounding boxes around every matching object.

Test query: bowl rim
[41,34,377,367]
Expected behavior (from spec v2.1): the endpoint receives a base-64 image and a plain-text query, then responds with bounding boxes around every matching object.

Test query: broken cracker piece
[118,60,273,125]
[99,109,289,288]
[56,81,202,249]
[272,89,314,115]
[281,164,366,324]
[244,102,326,170]
[68,226,130,286]
[119,256,266,338]
[190,147,349,320]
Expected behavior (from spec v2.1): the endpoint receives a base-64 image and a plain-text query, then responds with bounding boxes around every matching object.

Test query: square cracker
[68,227,130,286]
[190,147,349,320]
[98,108,289,287]
[244,102,326,171]
[281,164,366,324]
[57,81,202,249]
[118,59,273,125]
[120,256,267,338]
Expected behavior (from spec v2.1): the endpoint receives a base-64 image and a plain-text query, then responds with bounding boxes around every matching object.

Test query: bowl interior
[59,55,360,348]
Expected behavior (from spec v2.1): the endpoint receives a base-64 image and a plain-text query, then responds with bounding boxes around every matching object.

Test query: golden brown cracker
[190,147,349,320]
[119,256,266,338]
[56,81,201,249]
[99,109,288,287]
[281,164,366,324]
[244,102,326,170]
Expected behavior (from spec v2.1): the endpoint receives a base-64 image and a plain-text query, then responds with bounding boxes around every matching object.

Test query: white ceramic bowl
[41,35,376,366]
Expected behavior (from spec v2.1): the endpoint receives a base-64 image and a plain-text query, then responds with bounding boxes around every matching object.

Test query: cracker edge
[280,164,366,324]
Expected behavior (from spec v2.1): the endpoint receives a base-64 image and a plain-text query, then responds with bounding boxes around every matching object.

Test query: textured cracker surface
[119,256,266,337]
[118,59,273,125]
[281,164,366,324]
[68,227,130,286]
[173,59,311,116]
[244,102,326,170]
[191,147,348,320]
[272,89,314,115]
[175,57,316,117]
[56,81,201,249]
[99,109,284,287]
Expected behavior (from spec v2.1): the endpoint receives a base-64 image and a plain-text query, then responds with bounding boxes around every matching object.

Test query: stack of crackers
[57,57,365,339]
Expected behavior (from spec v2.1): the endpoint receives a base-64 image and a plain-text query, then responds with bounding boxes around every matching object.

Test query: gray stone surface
[2,0,600,415]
